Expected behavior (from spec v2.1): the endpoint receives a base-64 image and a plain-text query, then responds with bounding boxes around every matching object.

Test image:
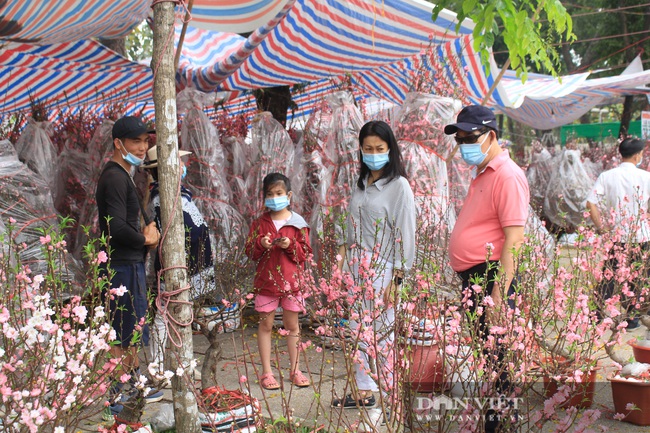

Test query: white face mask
[118,140,144,167]
[637,157,644,168]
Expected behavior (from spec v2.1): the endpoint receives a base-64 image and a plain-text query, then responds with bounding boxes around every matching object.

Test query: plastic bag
[149,402,175,432]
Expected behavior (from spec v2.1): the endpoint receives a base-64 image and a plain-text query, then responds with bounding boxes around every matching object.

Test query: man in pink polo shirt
[445,105,529,433]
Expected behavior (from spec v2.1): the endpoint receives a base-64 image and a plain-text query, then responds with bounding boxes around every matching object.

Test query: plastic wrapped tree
[14,118,58,192]
[393,94,460,282]
[304,92,363,263]
[543,148,596,230]
[0,140,82,284]
[526,141,553,214]
[301,99,333,221]
[178,88,247,263]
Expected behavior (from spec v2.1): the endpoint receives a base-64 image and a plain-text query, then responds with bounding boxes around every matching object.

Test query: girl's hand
[277,237,290,249]
[261,233,273,249]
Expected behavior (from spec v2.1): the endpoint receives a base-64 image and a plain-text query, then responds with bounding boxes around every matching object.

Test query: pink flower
[110,285,128,297]
[95,251,108,265]
[277,328,290,336]
[626,402,637,411]
[613,413,626,420]
[239,375,247,383]
[39,235,51,245]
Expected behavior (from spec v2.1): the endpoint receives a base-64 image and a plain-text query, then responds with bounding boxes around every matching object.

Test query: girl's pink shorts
[254,294,304,313]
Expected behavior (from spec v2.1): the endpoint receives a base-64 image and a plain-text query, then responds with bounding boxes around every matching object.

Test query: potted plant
[629,328,650,363]
[609,359,650,426]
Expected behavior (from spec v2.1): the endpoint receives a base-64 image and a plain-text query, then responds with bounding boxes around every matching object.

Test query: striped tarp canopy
[498,68,650,130]
[212,0,474,91]
[190,0,291,34]
[0,0,150,43]
[3,0,650,131]
[0,0,290,43]
[0,39,153,115]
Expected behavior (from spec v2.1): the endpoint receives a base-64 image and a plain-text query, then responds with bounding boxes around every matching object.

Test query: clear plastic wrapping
[393,93,459,161]
[301,101,333,220]
[178,88,247,256]
[72,120,115,259]
[543,149,595,228]
[243,112,296,220]
[0,140,81,285]
[321,92,363,210]
[53,146,93,254]
[179,88,232,204]
[14,119,57,192]
[526,144,553,212]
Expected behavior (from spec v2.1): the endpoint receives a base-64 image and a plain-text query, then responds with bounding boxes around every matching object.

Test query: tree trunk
[618,7,637,139]
[98,37,127,57]
[254,86,292,126]
[619,95,635,139]
[151,3,202,432]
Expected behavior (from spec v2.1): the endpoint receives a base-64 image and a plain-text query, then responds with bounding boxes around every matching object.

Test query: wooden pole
[151,2,202,432]
[174,0,195,70]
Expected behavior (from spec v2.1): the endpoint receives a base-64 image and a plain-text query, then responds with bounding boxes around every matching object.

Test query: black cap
[444,105,498,135]
[112,116,155,140]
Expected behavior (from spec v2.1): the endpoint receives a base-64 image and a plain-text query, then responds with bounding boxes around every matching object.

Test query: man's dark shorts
[104,262,149,348]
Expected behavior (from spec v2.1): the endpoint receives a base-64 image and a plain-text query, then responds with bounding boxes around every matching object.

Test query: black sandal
[331,393,376,408]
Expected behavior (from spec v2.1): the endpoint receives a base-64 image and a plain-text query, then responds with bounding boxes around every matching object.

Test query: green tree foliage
[125,21,154,62]
[557,1,650,76]
[432,0,575,80]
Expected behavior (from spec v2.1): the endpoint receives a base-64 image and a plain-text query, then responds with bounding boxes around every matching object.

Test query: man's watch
[393,275,403,286]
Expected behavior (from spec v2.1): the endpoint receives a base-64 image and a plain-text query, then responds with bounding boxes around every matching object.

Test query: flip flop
[331,393,376,408]
[259,373,280,390]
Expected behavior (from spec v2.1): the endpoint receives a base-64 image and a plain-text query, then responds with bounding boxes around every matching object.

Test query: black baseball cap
[444,105,498,135]
[112,116,155,140]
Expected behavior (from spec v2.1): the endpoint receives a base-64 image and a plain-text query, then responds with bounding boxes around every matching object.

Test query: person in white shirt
[587,137,650,329]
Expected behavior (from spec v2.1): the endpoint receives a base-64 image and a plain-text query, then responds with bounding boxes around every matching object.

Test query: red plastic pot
[630,340,650,364]
[403,341,446,392]
[610,377,650,426]
[543,368,597,409]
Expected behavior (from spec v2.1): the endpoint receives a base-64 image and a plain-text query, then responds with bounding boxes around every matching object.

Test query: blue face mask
[265,195,290,211]
[637,158,643,168]
[459,133,491,166]
[119,141,144,167]
[362,151,390,171]
[181,165,187,180]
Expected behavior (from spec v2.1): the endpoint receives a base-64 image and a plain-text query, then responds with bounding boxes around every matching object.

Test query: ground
[78,311,650,433]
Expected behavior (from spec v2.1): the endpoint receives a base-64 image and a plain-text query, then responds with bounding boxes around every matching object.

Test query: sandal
[331,393,376,409]
[259,373,280,390]
[289,370,310,387]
